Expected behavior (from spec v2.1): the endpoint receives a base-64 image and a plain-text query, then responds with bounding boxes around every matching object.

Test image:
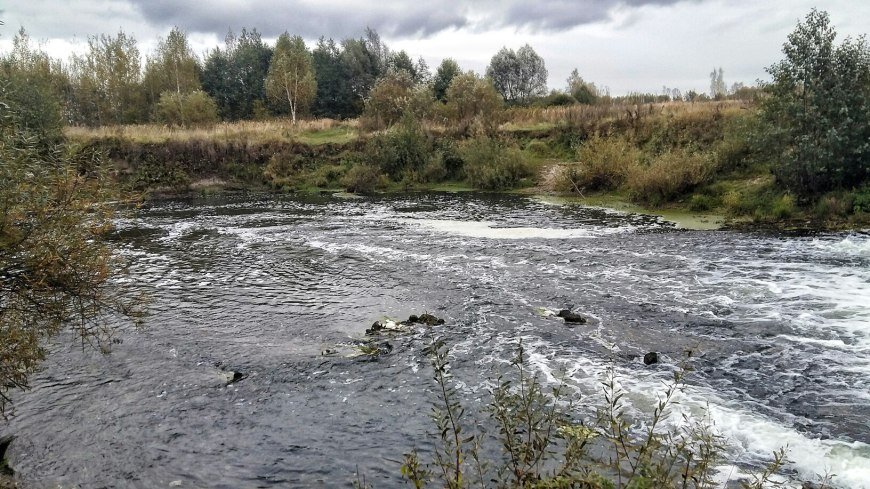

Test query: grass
[66,118,359,145]
[294,126,359,145]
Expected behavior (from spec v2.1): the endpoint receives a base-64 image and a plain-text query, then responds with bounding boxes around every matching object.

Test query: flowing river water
[2,193,869,488]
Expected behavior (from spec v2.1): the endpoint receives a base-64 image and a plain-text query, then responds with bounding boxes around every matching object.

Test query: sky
[0,0,867,95]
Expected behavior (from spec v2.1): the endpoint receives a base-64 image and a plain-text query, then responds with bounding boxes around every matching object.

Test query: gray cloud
[128,0,469,39]
[126,0,690,39]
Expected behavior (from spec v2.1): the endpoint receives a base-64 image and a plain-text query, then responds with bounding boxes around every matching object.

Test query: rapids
[2,193,868,488]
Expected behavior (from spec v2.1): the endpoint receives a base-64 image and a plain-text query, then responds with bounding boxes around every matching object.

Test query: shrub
[364,117,433,179]
[572,135,641,191]
[524,140,554,159]
[445,72,504,136]
[310,163,347,188]
[689,193,717,212]
[361,71,435,131]
[342,163,385,194]
[627,150,713,206]
[263,152,306,189]
[401,341,749,489]
[771,194,796,219]
[459,137,531,190]
[421,157,448,183]
[156,90,220,127]
[131,154,190,190]
[851,186,870,213]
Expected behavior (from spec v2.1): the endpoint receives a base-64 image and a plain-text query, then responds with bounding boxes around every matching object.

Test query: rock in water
[643,352,659,365]
[0,434,14,476]
[417,313,445,326]
[223,370,245,385]
[556,309,587,324]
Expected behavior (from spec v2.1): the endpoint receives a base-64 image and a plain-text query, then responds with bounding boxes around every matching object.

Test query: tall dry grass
[503,100,750,131]
[65,118,358,145]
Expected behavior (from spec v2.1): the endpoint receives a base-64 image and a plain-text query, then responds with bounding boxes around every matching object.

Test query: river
[2,193,869,488]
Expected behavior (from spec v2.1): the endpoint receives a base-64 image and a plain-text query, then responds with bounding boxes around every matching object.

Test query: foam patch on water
[411,219,634,240]
[703,404,870,488]
[808,235,870,258]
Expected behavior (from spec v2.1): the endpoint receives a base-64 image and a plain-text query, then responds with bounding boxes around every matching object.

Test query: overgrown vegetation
[401,340,796,488]
[0,78,141,415]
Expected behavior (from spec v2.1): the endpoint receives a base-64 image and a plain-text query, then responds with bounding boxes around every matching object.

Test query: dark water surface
[3,193,869,488]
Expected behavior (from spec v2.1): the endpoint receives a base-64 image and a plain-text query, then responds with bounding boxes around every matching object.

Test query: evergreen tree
[433,58,461,102]
[201,29,272,120]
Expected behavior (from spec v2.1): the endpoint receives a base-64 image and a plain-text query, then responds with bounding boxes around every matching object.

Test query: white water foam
[411,219,635,240]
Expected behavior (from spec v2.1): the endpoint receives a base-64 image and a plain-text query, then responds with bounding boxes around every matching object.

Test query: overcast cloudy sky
[0,0,867,95]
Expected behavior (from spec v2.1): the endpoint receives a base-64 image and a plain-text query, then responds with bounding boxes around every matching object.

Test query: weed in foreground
[402,340,789,489]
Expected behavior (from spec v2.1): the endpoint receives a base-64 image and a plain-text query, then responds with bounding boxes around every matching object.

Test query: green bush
[852,187,870,213]
[310,163,347,188]
[689,193,717,212]
[421,157,448,183]
[156,90,220,127]
[364,117,432,179]
[263,152,306,189]
[459,137,531,190]
[131,154,190,190]
[341,163,385,194]
[771,194,796,219]
[524,140,554,158]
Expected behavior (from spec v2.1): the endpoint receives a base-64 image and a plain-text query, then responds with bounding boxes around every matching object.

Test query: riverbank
[66,101,869,231]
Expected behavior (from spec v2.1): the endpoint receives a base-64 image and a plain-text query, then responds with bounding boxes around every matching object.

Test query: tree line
[1,25,758,129]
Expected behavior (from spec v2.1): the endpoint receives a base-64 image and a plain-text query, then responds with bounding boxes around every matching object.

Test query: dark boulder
[557,309,586,324]
[366,321,385,335]
[416,313,445,326]
[0,434,14,476]
[643,352,659,365]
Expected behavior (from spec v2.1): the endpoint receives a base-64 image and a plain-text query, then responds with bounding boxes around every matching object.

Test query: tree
[69,30,145,125]
[433,58,461,102]
[311,37,355,119]
[0,28,68,145]
[0,82,140,415]
[361,70,434,130]
[388,50,429,84]
[142,27,202,121]
[761,9,870,195]
[566,68,599,105]
[265,33,317,124]
[709,67,726,99]
[486,45,548,105]
[201,29,272,120]
[340,36,384,114]
[444,71,503,135]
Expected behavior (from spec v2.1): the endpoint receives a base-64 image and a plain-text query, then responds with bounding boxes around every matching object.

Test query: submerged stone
[643,352,659,365]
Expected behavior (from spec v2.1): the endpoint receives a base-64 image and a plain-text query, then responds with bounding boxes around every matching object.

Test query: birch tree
[266,33,316,124]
